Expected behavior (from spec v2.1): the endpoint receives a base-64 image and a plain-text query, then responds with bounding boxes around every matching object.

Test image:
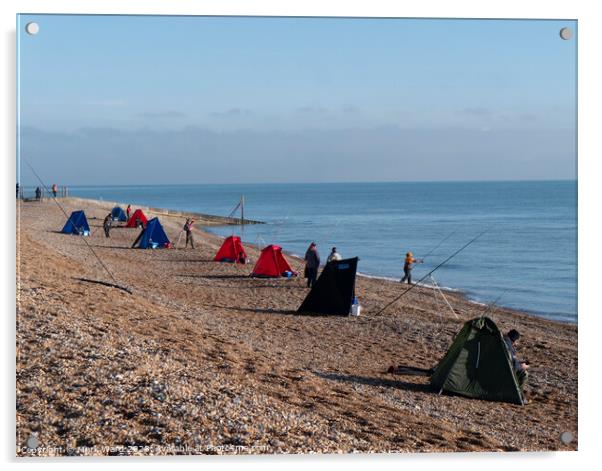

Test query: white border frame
[3,1,600,470]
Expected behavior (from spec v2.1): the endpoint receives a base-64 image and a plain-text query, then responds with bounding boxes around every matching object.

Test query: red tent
[125,209,148,228]
[214,235,248,263]
[251,244,296,277]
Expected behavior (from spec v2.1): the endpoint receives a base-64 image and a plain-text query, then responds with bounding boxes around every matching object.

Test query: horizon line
[18,178,577,188]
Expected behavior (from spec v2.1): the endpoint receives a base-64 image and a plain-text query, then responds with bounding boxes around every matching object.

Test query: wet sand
[16,198,577,455]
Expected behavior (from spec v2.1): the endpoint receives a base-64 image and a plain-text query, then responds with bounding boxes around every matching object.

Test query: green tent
[430,317,525,405]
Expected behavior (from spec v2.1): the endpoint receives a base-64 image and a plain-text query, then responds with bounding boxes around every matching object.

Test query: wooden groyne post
[241,195,245,225]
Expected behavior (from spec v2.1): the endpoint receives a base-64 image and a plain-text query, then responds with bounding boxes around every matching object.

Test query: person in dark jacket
[183,218,195,249]
[35,186,42,201]
[103,213,112,238]
[304,242,320,288]
[503,329,529,390]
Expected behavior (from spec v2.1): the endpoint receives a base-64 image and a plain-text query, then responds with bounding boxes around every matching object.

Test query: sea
[60,180,576,324]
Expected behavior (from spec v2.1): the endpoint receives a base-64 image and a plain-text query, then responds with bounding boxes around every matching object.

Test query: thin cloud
[457,107,493,117]
[137,111,187,119]
[341,104,360,114]
[518,113,538,122]
[210,108,251,118]
[296,105,328,114]
[83,99,127,107]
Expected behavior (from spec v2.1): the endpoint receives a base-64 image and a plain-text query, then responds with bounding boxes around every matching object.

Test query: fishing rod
[421,229,458,260]
[23,158,132,294]
[373,228,489,317]
[479,288,510,320]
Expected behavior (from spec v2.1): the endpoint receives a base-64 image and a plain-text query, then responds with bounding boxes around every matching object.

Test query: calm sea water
[64,181,577,323]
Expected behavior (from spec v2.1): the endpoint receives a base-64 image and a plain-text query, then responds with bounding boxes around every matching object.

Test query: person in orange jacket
[400,251,423,284]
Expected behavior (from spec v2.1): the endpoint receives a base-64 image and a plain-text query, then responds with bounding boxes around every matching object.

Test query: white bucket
[350,304,361,317]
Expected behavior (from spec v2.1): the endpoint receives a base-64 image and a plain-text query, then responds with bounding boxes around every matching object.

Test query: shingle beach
[16,198,577,455]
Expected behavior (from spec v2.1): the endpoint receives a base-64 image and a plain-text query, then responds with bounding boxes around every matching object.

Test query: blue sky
[17,15,577,184]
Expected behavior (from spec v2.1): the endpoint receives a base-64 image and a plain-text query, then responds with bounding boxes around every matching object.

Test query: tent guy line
[22,158,132,294]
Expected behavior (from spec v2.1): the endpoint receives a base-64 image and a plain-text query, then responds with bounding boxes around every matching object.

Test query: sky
[17,15,577,185]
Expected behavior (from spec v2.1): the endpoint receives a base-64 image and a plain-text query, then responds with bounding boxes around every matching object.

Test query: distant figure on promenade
[51,183,58,197]
[16,183,19,199]
[327,247,342,263]
[400,251,423,284]
[183,218,195,249]
[126,204,132,221]
[304,242,320,288]
[103,213,112,238]
[35,186,41,201]
[504,329,530,392]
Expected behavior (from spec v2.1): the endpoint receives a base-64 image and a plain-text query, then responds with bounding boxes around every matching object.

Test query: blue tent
[111,206,127,222]
[132,217,171,249]
[62,210,90,235]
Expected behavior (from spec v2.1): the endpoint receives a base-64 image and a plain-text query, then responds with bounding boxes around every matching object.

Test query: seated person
[504,329,530,390]
[327,246,342,263]
[238,251,247,264]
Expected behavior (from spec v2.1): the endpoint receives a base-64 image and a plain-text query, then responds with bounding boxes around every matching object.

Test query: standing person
[16,183,20,199]
[51,183,58,197]
[103,213,112,238]
[327,246,342,263]
[183,218,195,249]
[126,204,132,221]
[304,242,320,288]
[503,329,530,393]
[35,186,41,201]
[400,251,423,284]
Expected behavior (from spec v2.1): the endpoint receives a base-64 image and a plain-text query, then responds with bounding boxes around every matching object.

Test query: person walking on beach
[103,213,112,238]
[35,186,42,201]
[327,247,342,263]
[503,329,530,392]
[51,183,58,197]
[183,218,195,249]
[16,183,20,199]
[126,204,132,221]
[304,242,320,288]
[400,251,423,284]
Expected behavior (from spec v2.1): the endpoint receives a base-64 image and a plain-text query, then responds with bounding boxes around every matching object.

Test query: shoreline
[354,273,576,327]
[56,196,264,226]
[204,228,577,327]
[352,269,577,326]
[69,196,577,326]
[92,195,577,329]
[16,197,578,454]
[30,196,576,326]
